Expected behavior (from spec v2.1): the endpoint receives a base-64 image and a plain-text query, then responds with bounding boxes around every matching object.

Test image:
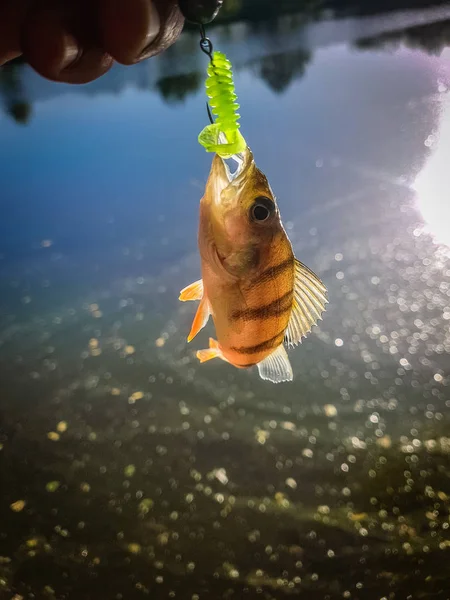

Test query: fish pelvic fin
[257,344,293,383]
[284,258,328,348]
[179,279,204,302]
[187,296,211,342]
[197,338,226,363]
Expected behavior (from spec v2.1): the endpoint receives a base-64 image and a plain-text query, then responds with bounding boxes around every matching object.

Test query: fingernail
[59,33,82,70]
[138,1,161,59]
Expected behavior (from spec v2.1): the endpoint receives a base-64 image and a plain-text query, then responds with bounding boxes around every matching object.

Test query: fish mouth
[212,146,254,188]
[216,131,253,183]
[225,146,254,183]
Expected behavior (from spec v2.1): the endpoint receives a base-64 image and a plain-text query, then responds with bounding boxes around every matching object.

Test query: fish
[179,146,327,383]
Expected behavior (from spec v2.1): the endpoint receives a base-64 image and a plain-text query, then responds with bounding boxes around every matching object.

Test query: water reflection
[156,72,202,105]
[2,2,450,123]
[253,49,311,93]
[0,59,32,125]
[355,17,450,54]
[1,2,450,599]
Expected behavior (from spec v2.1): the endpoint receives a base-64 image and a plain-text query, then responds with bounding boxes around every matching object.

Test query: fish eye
[250,197,275,223]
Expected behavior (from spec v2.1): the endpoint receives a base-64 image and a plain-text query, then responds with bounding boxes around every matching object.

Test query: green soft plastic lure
[198,51,247,159]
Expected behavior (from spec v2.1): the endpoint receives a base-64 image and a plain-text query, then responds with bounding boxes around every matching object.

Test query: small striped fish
[180,147,327,383]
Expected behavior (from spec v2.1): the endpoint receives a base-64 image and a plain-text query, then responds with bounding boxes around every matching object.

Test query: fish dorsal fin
[285,259,328,348]
[257,344,293,383]
[179,279,204,302]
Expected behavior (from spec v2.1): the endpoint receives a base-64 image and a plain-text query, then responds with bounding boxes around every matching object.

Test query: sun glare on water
[413,89,450,247]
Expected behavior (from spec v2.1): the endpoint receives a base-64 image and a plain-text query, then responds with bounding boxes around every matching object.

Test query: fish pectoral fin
[285,258,328,348]
[187,296,211,342]
[257,344,293,383]
[197,338,225,363]
[179,279,204,302]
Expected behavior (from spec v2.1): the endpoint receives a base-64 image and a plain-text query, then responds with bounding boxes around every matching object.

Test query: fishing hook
[206,102,214,125]
[199,24,214,61]
[199,24,214,124]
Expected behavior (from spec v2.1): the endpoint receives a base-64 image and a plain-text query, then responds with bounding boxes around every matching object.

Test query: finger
[22,1,113,84]
[142,0,184,59]
[0,0,30,66]
[98,0,184,66]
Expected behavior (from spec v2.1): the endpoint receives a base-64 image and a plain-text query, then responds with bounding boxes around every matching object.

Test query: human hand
[0,0,184,84]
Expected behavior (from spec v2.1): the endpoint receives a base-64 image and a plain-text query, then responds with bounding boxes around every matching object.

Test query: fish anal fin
[197,338,226,363]
[187,296,211,342]
[179,279,204,302]
[257,344,293,383]
[209,338,220,350]
[285,258,328,348]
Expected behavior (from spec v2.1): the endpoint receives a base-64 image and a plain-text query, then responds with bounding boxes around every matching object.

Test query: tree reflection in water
[1,4,450,121]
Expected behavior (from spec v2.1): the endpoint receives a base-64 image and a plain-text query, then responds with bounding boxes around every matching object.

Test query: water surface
[1,4,450,599]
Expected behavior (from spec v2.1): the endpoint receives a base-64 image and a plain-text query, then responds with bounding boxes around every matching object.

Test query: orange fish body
[180,148,327,383]
[199,210,295,369]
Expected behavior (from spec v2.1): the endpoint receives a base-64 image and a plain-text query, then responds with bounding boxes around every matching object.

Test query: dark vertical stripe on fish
[230,290,293,322]
[231,328,286,355]
[250,257,293,287]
